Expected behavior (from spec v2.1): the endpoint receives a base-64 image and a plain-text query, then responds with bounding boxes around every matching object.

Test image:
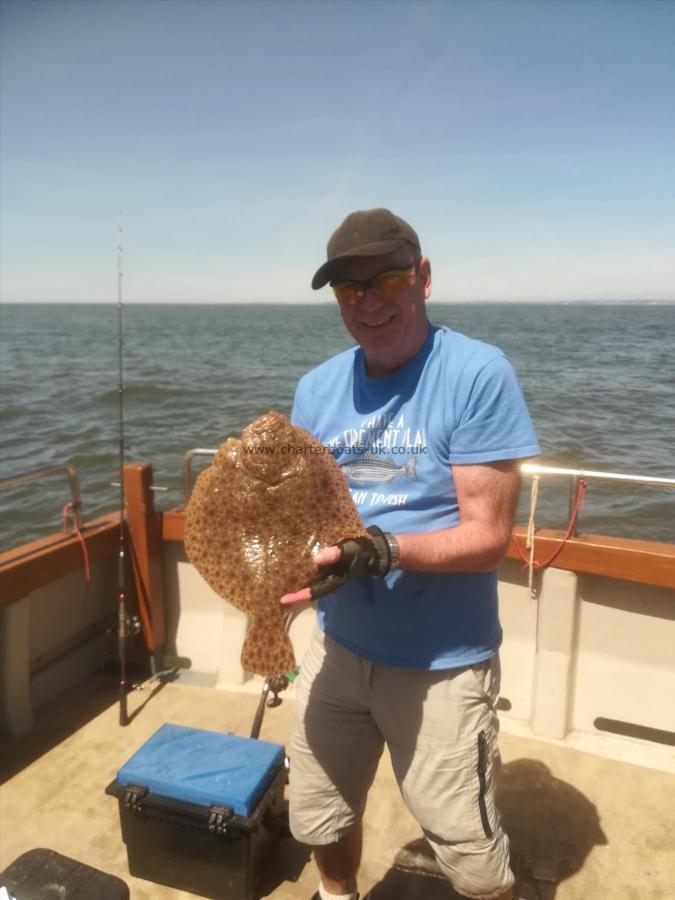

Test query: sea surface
[1,302,673,551]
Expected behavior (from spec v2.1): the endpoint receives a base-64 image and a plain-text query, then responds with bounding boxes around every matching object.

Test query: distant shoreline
[3,299,674,307]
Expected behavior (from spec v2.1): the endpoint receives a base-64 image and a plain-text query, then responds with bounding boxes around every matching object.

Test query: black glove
[309,526,394,600]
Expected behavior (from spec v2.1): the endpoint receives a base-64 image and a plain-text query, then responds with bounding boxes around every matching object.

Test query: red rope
[514,478,587,572]
[63,501,91,583]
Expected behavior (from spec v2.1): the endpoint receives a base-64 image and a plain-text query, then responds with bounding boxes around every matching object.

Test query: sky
[1,0,673,303]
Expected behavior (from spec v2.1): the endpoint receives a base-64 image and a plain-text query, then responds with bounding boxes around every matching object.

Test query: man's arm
[397,460,521,573]
[280,460,521,605]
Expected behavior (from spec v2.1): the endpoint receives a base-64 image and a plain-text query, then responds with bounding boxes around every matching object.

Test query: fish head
[238,411,308,486]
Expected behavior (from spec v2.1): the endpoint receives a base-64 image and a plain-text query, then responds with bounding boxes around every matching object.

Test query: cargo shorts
[289,629,514,900]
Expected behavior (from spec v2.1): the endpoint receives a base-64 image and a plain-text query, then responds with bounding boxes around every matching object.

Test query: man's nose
[360,287,386,310]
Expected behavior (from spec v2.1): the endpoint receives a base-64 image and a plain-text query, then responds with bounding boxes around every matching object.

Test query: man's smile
[360,313,396,328]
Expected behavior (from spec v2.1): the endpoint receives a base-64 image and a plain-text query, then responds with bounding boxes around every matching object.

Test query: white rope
[526,475,540,596]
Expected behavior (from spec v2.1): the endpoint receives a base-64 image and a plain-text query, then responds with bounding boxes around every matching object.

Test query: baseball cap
[311,208,421,290]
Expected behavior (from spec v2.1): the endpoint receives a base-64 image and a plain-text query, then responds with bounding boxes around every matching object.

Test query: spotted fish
[340,452,417,486]
[184,411,367,677]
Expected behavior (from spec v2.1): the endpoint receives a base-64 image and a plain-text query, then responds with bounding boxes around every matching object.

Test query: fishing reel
[266,665,301,707]
[127,613,142,636]
[107,612,142,638]
[265,674,289,708]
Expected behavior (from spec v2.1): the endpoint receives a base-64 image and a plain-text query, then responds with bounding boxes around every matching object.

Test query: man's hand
[280,526,393,606]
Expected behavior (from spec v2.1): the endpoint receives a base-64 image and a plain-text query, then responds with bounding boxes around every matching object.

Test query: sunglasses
[331,264,418,305]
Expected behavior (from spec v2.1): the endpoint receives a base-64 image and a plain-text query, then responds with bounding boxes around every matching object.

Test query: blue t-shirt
[291,324,540,670]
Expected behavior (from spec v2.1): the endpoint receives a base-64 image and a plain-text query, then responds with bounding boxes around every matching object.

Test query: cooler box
[106,723,287,900]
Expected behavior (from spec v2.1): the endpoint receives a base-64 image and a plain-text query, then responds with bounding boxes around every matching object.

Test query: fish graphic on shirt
[340,453,417,486]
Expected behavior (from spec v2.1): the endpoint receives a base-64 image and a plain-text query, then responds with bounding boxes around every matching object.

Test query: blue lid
[117,724,285,817]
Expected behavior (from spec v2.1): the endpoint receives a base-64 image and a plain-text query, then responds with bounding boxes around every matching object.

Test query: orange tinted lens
[332,283,364,305]
[370,269,412,298]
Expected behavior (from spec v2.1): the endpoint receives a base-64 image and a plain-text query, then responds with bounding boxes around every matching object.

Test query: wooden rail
[0,463,166,655]
[507,528,675,590]
[0,514,119,607]
[2,500,674,604]
[164,509,675,590]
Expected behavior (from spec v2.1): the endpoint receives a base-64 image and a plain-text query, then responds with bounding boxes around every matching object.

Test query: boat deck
[1,675,673,900]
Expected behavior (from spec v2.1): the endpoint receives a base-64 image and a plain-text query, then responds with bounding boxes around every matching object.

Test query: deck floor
[1,675,673,899]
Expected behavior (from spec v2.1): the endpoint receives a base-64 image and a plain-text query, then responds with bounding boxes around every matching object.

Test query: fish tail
[241,616,296,677]
[404,457,417,481]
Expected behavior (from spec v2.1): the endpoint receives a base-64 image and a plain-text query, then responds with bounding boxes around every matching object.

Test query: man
[281,209,540,900]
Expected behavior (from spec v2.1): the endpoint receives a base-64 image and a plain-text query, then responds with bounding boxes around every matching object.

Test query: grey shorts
[289,629,514,900]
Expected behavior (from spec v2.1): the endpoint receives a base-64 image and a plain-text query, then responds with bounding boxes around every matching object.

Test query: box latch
[123,783,149,812]
[207,803,234,835]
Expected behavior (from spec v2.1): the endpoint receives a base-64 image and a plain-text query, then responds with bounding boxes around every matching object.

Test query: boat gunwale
[2,462,674,608]
[161,508,675,591]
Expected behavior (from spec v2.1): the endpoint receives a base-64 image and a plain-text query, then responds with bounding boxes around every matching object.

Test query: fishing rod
[117,211,130,726]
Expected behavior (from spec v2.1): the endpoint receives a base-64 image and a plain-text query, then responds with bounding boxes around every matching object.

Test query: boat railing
[521,463,675,537]
[183,448,217,502]
[5,454,671,546]
[183,449,675,509]
[0,464,83,529]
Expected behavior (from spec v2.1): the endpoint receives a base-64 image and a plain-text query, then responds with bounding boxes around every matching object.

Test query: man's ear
[419,257,432,298]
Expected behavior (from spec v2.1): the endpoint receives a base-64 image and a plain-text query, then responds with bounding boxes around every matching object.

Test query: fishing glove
[309,526,396,600]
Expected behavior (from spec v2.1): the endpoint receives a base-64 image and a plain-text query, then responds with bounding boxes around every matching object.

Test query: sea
[1,302,673,552]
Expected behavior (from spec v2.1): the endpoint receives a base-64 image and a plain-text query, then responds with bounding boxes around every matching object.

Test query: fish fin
[404,457,417,481]
[241,617,296,677]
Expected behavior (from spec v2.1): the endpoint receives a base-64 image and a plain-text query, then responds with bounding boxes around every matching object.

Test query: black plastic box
[106,725,287,900]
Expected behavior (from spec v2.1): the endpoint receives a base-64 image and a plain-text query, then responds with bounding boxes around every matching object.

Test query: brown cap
[311,208,421,290]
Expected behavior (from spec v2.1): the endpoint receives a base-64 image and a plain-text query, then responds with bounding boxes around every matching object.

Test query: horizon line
[2,298,674,306]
